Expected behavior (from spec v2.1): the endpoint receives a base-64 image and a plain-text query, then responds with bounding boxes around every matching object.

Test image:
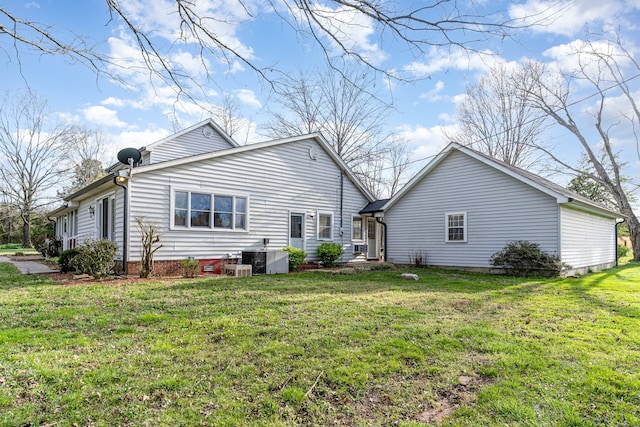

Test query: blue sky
[2,0,640,202]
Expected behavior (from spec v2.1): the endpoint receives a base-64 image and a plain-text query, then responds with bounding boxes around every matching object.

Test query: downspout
[340,172,344,262]
[340,172,344,230]
[376,217,387,262]
[113,177,128,275]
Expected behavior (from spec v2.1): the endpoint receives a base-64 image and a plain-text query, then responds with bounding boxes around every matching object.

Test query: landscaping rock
[401,273,419,280]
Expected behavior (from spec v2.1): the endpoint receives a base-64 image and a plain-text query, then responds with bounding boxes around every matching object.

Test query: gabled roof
[106,119,238,173]
[142,118,239,153]
[382,142,621,218]
[132,132,375,202]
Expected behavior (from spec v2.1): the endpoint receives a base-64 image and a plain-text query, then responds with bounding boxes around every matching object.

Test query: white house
[49,120,381,275]
[381,143,622,275]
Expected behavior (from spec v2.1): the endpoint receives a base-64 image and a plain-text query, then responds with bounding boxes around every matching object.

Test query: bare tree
[1,2,558,100]
[60,127,107,195]
[211,95,252,145]
[264,64,406,196]
[135,216,162,279]
[448,62,548,169]
[518,37,640,260]
[386,138,413,197]
[0,91,75,247]
[356,136,413,198]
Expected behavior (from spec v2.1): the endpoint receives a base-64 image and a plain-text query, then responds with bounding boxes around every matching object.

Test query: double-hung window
[352,216,364,241]
[172,189,247,230]
[317,212,333,240]
[445,212,467,242]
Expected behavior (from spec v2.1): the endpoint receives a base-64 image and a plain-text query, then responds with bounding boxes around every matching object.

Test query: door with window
[289,213,304,250]
[367,219,378,259]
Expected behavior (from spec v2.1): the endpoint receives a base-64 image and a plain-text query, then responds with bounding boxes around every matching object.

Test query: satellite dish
[117,148,142,165]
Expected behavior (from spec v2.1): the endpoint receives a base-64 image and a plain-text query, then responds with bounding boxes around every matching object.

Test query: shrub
[69,239,118,279]
[408,250,427,267]
[58,248,80,273]
[618,244,629,259]
[283,246,307,271]
[490,240,565,278]
[180,257,200,278]
[316,242,344,267]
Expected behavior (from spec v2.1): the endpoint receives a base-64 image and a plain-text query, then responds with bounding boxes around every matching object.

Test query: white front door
[290,213,304,250]
[367,219,378,259]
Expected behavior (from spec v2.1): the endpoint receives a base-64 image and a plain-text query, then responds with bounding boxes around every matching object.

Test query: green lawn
[1,262,639,426]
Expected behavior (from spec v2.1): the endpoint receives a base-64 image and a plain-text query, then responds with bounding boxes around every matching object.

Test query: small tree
[136,217,162,278]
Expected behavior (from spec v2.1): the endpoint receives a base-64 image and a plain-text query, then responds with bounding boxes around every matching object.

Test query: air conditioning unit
[241,250,289,275]
[354,244,368,254]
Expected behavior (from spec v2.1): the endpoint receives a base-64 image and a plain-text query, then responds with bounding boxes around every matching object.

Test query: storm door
[367,219,378,260]
[289,213,304,250]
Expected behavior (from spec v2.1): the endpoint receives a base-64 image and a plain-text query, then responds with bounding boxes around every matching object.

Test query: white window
[445,212,467,242]
[171,188,247,231]
[352,216,364,241]
[317,212,333,240]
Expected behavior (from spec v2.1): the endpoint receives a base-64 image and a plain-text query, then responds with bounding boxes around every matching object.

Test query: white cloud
[102,97,126,107]
[113,0,255,62]
[509,0,640,37]
[395,124,450,165]
[82,106,126,128]
[235,89,261,109]
[542,39,636,74]
[103,128,172,163]
[295,3,387,65]
[419,81,446,102]
[170,51,211,80]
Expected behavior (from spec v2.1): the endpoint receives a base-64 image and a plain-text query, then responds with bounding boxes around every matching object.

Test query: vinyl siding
[560,205,616,269]
[127,138,369,262]
[72,188,125,259]
[385,150,559,268]
[150,125,234,164]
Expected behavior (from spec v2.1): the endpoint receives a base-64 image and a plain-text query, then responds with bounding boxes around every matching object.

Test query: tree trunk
[626,214,640,262]
[21,216,32,248]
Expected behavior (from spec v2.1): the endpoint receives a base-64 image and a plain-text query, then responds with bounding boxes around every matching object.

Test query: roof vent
[203,126,214,138]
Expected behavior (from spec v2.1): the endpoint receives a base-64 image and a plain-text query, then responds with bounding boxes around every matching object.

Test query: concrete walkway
[0,255,59,275]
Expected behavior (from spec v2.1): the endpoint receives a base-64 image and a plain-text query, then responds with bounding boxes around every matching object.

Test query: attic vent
[202,127,214,138]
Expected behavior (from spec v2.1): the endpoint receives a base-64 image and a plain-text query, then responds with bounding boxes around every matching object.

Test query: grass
[0,261,639,426]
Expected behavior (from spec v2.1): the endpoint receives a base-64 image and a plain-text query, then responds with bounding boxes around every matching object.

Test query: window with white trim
[171,189,247,230]
[317,212,333,240]
[352,216,364,241]
[445,212,467,242]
